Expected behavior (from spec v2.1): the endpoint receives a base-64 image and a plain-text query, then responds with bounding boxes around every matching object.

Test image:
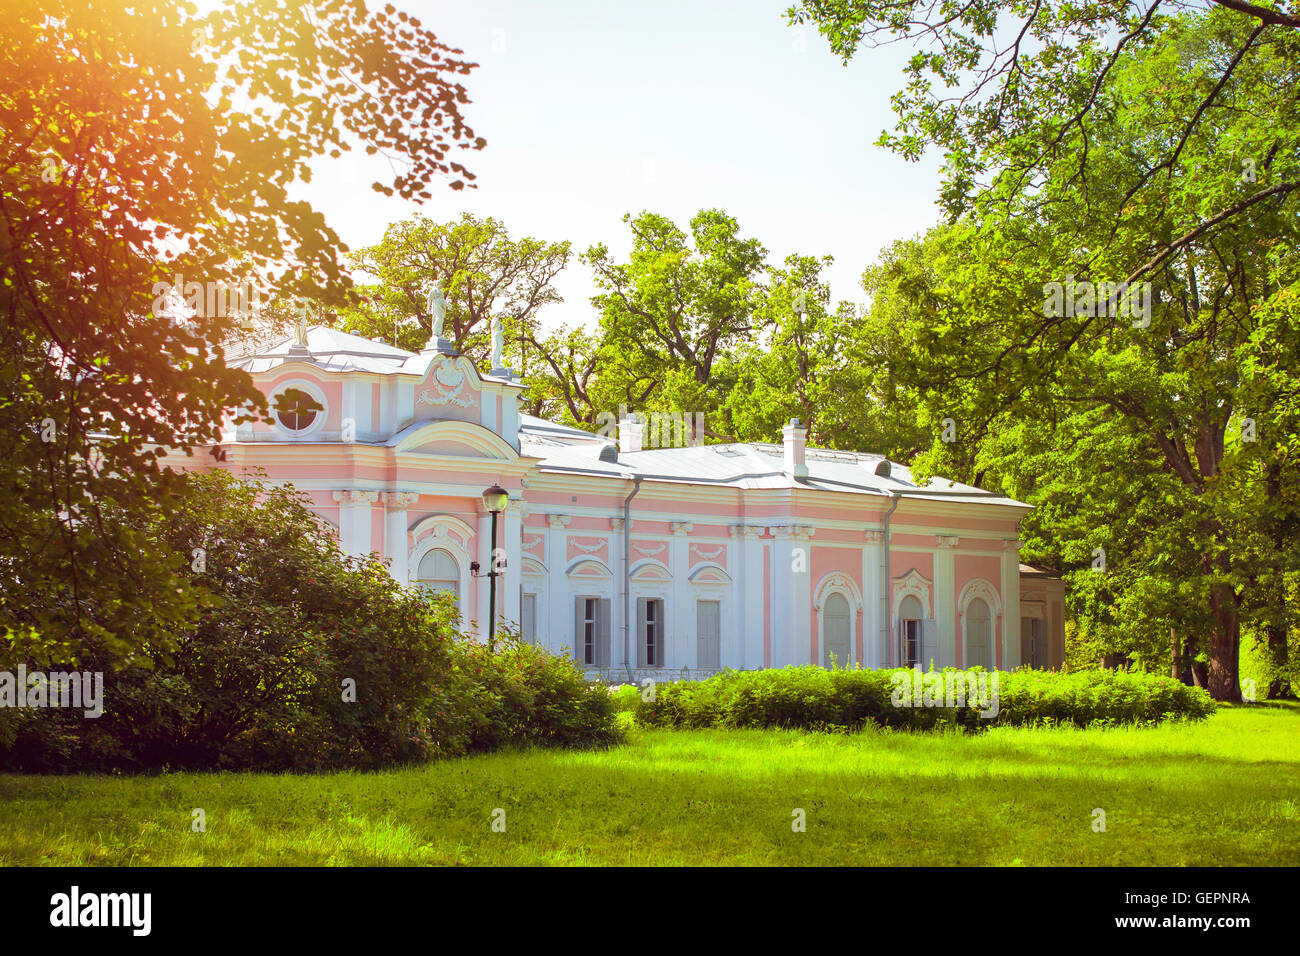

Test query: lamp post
[480,483,508,649]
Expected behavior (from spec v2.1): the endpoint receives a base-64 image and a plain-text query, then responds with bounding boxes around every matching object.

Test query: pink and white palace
[176,326,1065,681]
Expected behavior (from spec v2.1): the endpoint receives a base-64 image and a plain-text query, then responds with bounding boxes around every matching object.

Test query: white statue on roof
[427,280,447,342]
[293,298,310,349]
[490,317,505,371]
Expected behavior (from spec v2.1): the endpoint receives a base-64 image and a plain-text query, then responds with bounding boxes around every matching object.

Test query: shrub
[454,637,623,753]
[0,472,621,773]
[634,665,1216,732]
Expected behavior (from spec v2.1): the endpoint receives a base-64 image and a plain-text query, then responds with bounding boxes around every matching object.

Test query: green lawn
[1,702,1297,866]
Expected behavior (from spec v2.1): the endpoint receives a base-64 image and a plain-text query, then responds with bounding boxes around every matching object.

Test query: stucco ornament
[416,356,473,408]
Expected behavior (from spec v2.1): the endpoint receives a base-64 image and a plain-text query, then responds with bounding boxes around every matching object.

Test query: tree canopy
[0,0,483,663]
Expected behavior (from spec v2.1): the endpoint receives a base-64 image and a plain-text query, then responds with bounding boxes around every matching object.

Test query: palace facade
[173,327,1066,681]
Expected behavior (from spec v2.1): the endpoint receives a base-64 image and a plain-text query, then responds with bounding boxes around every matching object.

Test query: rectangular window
[637,597,665,667]
[903,619,922,668]
[575,596,609,667]
[646,598,660,666]
[584,598,597,665]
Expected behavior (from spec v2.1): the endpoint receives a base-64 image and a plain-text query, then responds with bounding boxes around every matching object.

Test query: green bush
[0,472,621,773]
[634,665,1217,732]
[454,637,623,753]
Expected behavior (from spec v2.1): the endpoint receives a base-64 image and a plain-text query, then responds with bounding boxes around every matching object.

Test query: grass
[1,702,1297,866]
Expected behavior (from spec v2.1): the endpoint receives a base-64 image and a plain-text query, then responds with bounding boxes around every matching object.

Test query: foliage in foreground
[634,666,1217,732]
[0,472,620,773]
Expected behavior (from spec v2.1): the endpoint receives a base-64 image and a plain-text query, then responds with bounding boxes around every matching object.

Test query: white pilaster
[612,517,629,669]
[768,525,814,667]
[864,530,884,666]
[503,499,523,630]
[547,514,570,657]
[728,526,750,669]
[383,491,420,584]
[1001,539,1022,669]
[332,490,378,557]
[935,535,958,668]
[791,526,814,665]
[669,522,692,668]
[741,526,765,668]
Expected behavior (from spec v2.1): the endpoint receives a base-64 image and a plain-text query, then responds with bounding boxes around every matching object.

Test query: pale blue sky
[296,0,946,330]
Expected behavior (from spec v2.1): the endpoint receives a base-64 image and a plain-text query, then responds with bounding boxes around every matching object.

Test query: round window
[274,388,321,431]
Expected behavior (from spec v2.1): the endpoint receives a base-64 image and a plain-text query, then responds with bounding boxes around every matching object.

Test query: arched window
[966,597,992,669]
[822,592,851,668]
[418,548,460,607]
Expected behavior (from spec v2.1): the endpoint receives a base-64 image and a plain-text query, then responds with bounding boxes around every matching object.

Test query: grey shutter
[1020,617,1033,667]
[636,597,647,667]
[894,618,904,667]
[921,618,937,672]
[655,599,666,667]
[574,597,585,664]
[697,600,721,670]
[521,593,536,644]
[597,598,611,667]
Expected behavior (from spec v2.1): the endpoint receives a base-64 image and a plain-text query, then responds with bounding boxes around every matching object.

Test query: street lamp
[479,483,508,649]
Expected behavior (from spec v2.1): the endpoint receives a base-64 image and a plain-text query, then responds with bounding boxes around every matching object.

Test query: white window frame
[268,378,328,441]
[958,577,1003,670]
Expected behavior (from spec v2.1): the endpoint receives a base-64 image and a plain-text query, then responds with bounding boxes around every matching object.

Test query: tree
[856,11,1300,700]
[787,0,1298,241]
[0,0,484,663]
[576,209,767,432]
[340,212,571,361]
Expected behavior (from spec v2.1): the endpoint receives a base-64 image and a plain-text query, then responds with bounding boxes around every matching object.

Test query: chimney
[619,413,644,453]
[783,418,808,480]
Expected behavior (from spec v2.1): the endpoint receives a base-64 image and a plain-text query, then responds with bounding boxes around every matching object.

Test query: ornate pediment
[414,354,482,422]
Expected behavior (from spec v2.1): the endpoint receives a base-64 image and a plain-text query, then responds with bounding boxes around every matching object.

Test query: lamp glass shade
[482,484,509,513]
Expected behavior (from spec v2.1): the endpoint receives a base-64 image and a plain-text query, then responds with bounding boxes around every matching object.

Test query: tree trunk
[1206,582,1242,702]
[1266,621,1294,699]
[1174,628,1198,685]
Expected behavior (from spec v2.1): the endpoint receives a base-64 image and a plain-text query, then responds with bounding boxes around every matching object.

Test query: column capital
[1003,538,1022,552]
[333,489,379,504]
[610,517,626,532]
[547,514,571,530]
[383,491,420,509]
[936,534,959,549]
[864,530,885,544]
[670,521,694,536]
[770,524,815,540]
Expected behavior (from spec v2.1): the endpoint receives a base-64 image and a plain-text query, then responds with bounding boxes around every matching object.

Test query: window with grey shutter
[575,597,599,666]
